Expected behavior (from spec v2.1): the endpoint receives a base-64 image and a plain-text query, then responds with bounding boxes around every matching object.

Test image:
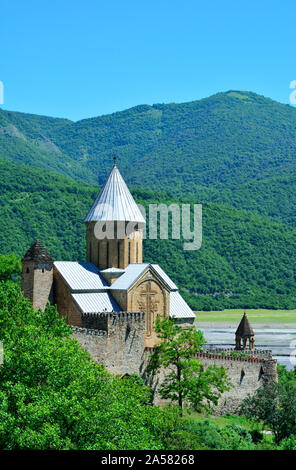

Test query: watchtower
[21,240,54,311]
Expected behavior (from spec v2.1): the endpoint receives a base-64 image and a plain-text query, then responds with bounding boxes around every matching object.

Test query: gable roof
[84,164,145,223]
[109,263,149,290]
[72,292,121,313]
[22,240,53,263]
[54,260,195,320]
[170,290,195,318]
[235,313,254,338]
[109,263,178,291]
[54,261,108,292]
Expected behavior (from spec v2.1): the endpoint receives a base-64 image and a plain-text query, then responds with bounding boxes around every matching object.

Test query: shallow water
[199,327,296,370]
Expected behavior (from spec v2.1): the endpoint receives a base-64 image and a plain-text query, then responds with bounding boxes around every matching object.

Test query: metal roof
[84,164,146,223]
[72,292,121,313]
[54,261,108,292]
[109,263,179,292]
[109,263,149,290]
[169,291,196,319]
[151,264,178,291]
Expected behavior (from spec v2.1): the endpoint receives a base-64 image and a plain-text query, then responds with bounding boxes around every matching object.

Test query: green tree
[0,253,21,281]
[0,282,179,450]
[240,380,296,443]
[147,316,231,416]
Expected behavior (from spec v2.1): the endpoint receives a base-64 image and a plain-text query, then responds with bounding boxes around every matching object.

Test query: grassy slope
[0,159,295,311]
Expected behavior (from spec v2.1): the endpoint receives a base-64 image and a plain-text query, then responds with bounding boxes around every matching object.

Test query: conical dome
[84,164,145,223]
[235,312,254,338]
[22,240,53,263]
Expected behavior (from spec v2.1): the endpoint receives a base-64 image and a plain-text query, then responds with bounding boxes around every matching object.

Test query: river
[198,324,296,370]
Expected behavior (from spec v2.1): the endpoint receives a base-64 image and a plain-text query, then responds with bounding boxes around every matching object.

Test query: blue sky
[1,0,295,121]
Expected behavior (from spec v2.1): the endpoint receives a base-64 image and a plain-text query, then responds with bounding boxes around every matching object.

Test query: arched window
[26,267,30,274]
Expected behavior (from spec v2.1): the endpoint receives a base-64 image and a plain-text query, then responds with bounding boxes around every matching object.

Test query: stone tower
[235,312,255,350]
[21,240,54,311]
[84,160,146,270]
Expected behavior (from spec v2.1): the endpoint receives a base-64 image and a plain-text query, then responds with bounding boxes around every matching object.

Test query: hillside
[0,159,295,311]
[1,91,296,226]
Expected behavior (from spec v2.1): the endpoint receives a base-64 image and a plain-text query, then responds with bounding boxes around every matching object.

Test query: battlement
[193,351,276,364]
[72,326,107,336]
[81,311,145,330]
[144,347,275,364]
[202,347,273,360]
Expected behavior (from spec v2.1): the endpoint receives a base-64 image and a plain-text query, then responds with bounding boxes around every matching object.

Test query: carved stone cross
[138,281,159,337]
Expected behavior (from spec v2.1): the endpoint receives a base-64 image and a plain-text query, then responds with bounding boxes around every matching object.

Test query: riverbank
[197,322,296,329]
[195,308,296,325]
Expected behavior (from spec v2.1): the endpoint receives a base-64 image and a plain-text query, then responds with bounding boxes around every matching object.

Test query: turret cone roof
[84,163,145,223]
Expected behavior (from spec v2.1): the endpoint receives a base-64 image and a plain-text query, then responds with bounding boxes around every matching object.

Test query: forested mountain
[1,91,296,226]
[1,160,295,310]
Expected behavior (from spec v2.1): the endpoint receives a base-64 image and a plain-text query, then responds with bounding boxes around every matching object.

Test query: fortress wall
[106,312,146,375]
[72,312,146,376]
[70,316,278,415]
[142,350,278,415]
[72,327,108,365]
[193,353,277,414]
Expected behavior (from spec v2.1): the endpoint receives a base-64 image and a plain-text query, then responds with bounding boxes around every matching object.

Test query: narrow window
[26,267,30,274]
[42,268,45,273]
[128,242,131,264]
[240,369,245,384]
[106,242,109,267]
[97,242,100,267]
[117,241,120,268]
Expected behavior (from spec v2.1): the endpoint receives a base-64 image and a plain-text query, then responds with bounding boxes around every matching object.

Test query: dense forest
[0,280,296,450]
[0,160,295,310]
[1,91,296,227]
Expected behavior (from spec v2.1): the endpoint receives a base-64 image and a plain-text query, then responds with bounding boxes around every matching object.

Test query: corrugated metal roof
[109,263,179,292]
[72,292,121,313]
[151,264,178,291]
[84,164,146,223]
[54,261,108,292]
[109,263,149,290]
[169,291,196,319]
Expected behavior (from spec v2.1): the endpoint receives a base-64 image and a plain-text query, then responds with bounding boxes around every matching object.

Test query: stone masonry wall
[141,349,278,415]
[53,268,82,326]
[72,312,145,376]
[33,264,53,311]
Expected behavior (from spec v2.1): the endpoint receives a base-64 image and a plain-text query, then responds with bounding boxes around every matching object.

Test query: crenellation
[72,326,107,336]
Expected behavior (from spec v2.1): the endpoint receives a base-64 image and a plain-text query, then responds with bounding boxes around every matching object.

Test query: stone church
[21,162,278,413]
[21,161,195,349]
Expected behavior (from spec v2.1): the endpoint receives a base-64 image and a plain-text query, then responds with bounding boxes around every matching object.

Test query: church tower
[84,160,145,270]
[21,240,54,311]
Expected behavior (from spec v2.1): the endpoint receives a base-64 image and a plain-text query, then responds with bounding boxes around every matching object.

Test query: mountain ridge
[1,90,295,226]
